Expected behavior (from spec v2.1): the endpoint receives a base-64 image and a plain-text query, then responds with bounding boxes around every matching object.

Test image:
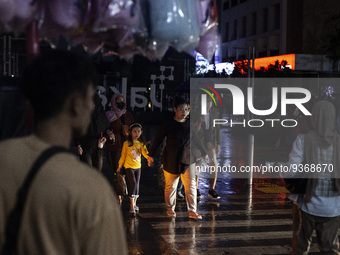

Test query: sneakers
[166,210,176,217]
[176,192,185,201]
[208,189,220,199]
[197,189,201,201]
[189,212,202,220]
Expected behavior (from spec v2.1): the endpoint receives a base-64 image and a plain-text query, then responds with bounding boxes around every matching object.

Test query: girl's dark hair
[127,123,145,146]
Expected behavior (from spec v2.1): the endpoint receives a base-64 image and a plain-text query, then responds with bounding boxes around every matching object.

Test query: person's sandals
[166,210,176,217]
[189,212,202,220]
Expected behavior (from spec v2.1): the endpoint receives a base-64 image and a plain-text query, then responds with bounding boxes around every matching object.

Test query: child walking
[117,123,152,215]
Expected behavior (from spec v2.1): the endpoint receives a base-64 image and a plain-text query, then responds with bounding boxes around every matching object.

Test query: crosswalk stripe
[139,208,293,218]
[161,231,293,241]
[151,218,292,228]
[174,245,320,255]
[133,191,331,254]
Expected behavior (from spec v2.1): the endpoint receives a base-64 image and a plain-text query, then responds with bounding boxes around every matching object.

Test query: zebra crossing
[124,179,326,255]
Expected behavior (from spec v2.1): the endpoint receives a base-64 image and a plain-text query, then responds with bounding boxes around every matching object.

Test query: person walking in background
[197,96,221,199]
[117,123,152,215]
[75,93,110,171]
[161,137,185,201]
[149,97,202,220]
[274,104,309,254]
[106,93,134,204]
[176,100,191,201]
[190,110,208,201]
[278,100,340,254]
[0,49,127,255]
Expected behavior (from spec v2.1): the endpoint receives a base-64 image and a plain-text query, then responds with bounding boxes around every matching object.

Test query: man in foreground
[0,49,127,254]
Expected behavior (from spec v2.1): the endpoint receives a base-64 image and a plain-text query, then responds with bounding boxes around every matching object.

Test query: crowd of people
[72,84,223,220]
[0,49,223,254]
[1,48,340,254]
[84,94,222,219]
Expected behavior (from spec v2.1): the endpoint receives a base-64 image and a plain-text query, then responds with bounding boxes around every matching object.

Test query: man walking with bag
[0,50,127,255]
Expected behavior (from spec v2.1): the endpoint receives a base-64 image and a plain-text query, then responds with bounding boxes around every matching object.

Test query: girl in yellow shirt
[117,123,152,215]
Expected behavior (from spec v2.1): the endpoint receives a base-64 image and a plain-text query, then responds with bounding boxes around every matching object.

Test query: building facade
[219,0,340,72]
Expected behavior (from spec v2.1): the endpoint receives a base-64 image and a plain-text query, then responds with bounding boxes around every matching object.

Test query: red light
[235,54,295,72]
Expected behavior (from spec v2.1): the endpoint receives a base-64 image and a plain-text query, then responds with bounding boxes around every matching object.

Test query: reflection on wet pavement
[118,126,326,254]
[122,176,326,255]
[123,193,326,254]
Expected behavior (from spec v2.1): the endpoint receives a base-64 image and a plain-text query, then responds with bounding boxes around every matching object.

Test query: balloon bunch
[0,0,219,61]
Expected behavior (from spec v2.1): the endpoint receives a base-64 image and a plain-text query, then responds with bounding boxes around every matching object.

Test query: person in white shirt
[278,100,340,254]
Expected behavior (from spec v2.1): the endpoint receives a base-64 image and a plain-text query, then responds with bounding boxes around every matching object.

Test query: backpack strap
[2,146,67,255]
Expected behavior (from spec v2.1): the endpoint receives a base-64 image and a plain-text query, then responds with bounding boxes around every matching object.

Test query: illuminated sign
[196,53,234,75]
[235,54,296,71]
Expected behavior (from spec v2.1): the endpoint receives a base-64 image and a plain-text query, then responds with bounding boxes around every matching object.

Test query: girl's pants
[126,168,141,197]
[163,164,197,213]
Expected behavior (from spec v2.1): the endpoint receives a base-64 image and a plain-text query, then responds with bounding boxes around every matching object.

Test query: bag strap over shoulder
[2,146,67,255]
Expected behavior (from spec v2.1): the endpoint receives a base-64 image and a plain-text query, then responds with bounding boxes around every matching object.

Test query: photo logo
[194,78,313,129]
[201,84,312,116]
[199,84,223,115]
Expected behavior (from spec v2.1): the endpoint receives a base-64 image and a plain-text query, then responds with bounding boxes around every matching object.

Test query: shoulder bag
[1,146,67,255]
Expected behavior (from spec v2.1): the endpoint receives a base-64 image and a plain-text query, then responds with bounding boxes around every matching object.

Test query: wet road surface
[120,176,325,255]
[101,125,336,254]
